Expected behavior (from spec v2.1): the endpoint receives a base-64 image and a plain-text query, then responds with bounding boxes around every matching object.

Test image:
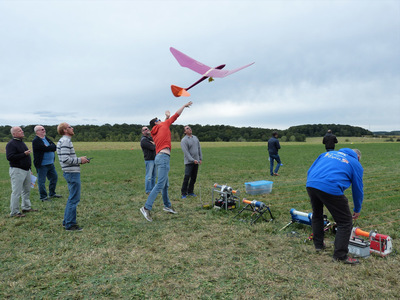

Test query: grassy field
[0,140,399,299]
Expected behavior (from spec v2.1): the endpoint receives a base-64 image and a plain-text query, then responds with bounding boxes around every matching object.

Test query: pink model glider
[170,47,254,97]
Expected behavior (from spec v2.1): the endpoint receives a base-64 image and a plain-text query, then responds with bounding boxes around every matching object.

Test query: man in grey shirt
[180,125,202,199]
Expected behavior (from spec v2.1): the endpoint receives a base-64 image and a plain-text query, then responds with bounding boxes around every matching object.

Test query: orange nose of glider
[171,85,190,97]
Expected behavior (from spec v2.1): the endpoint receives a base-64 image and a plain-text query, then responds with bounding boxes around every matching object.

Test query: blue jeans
[63,172,81,229]
[37,163,58,199]
[269,154,281,175]
[144,160,156,194]
[145,153,171,210]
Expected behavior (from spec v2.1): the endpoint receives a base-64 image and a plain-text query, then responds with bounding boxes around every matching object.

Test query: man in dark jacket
[6,126,37,217]
[32,125,61,201]
[267,131,281,176]
[322,129,338,151]
[140,126,156,194]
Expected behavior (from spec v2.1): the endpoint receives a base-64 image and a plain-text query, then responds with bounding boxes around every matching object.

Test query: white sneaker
[163,206,177,214]
[140,207,153,222]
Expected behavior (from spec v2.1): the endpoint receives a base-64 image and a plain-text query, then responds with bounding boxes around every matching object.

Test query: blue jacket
[306,148,364,213]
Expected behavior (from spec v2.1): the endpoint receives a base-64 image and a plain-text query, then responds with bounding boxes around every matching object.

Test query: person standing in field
[57,123,90,231]
[140,126,156,194]
[323,129,338,152]
[267,131,281,176]
[180,125,202,199]
[6,126,38,217]
[306,148,363,264]
[32,125,62,201]
[140,101,193,222]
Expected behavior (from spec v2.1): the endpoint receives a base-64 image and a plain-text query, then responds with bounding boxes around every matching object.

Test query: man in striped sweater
[57,123,90,231]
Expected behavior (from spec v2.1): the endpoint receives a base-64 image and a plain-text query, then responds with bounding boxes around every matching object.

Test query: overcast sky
[1,0,399,132]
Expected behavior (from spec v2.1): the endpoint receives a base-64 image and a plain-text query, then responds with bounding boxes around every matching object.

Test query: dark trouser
[306,187,353,260]
[181,163,199,196]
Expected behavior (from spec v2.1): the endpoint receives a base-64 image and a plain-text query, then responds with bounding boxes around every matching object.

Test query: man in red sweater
[140,101,192,222]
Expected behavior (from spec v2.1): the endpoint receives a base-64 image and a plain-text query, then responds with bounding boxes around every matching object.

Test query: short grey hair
[34,125,43,133]
[353,149,361,160]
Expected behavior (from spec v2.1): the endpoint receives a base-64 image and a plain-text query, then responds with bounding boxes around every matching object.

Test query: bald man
[6,126,38,217]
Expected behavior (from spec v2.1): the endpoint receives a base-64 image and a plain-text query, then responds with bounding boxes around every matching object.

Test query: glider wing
[206,62,255,78]
[170,47,211,75]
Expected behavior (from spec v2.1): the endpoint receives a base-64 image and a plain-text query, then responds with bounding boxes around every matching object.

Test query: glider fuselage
[186,64,226,91]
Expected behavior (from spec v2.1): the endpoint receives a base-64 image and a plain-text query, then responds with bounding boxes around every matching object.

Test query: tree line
[0,123,373,143]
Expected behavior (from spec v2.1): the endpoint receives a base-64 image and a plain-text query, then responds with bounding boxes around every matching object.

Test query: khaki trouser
[9,167,32,216]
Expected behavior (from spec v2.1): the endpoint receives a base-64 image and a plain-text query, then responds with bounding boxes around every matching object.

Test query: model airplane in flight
[170,47,254,97]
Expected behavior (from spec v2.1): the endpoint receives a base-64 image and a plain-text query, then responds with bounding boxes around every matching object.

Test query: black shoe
[41,197,51,202]
[315,242,327,253]
[22,208,38,213]
[11,212,26,218]
[65,225,83,231]
[50,194,62,198]
[332,256,360,264]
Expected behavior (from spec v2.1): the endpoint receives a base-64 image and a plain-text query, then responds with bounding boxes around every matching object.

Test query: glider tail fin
[171,85,190,97]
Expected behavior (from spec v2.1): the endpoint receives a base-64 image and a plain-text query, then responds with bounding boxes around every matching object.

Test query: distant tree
[0,123,372,142]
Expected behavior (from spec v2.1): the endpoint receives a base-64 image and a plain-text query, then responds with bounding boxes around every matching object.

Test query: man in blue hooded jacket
[306,148,363,264]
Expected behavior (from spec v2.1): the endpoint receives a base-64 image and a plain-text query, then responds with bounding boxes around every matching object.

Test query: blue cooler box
[245,180,273,195]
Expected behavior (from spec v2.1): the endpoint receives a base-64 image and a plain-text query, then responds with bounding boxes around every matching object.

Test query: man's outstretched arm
[175,101,192,116]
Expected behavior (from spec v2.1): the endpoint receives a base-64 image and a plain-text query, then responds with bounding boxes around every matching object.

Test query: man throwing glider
[140,101,193,222]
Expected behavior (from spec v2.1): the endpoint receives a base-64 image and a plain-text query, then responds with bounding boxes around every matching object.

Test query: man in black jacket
[140,126,156,194]
[323,129,338,152]
[6,126,37,217]
[268,131,282,176]
[32,125,61,201]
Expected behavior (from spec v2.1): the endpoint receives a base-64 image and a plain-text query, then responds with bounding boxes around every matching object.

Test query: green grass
[0,141,399,299]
